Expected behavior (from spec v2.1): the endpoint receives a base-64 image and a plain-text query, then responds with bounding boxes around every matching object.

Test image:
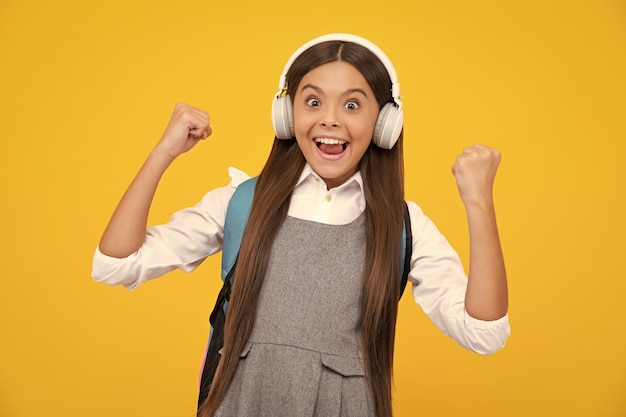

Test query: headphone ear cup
[372,102,404,149]
[272,95,294,139]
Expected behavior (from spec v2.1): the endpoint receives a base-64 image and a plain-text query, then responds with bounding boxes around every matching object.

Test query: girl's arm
[452,144,508,321]
[98,103,212,258]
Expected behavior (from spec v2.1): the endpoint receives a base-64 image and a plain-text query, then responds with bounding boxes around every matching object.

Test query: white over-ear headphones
[271,33,404,150]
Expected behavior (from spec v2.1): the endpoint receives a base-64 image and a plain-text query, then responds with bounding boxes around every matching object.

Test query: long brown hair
[199,40,405,417]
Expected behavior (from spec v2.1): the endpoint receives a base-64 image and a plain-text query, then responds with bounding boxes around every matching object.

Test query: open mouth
[315,137,347,155]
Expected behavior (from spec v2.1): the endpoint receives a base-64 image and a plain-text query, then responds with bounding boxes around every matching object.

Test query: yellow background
[1,0,625,416]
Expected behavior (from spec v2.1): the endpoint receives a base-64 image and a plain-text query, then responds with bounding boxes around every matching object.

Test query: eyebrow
[300,83,369,98]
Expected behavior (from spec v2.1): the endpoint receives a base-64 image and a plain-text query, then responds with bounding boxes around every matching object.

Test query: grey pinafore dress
[215,214,376,417]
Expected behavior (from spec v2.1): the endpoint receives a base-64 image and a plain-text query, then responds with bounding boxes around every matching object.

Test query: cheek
[293,109,315,137]
[354,113,378,139]
[292,104,302,128]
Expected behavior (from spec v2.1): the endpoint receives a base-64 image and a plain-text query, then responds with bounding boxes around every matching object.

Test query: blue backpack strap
[198,176,258,410]
[221,176,258,281]
[399,202,412,299]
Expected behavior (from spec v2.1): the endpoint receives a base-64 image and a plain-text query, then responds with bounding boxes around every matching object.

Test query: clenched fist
[155,103,212,159]
[451,144,502,207]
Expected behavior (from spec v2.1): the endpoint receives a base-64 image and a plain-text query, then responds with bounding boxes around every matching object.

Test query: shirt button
[326,195,332,202]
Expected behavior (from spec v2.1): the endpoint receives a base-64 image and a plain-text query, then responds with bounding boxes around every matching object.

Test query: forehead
[297,61,372,93]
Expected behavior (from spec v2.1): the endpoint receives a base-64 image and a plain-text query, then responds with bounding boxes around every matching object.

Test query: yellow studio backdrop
[1,0,624,416]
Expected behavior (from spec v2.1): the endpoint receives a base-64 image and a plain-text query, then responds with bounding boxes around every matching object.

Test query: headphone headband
[275,33,402,110]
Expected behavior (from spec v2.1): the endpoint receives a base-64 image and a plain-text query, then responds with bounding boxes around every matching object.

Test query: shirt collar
[296,163,364,193]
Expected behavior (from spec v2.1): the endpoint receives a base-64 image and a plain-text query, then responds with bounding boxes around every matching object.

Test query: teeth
[315,138,346,145]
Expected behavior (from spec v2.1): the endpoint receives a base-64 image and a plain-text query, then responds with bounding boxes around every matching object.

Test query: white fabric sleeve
[91,167,251,290]
[406,201,510,355]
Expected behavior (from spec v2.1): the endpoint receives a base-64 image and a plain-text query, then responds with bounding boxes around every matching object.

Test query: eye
[345,100,360,110]
[306,97,321,107]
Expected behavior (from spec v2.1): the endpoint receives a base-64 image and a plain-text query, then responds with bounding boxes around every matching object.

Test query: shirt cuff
[91,247,142,290]
[461,312,511,355]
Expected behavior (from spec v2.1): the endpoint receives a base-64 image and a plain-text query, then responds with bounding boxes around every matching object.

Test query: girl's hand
[451,144,501,207]
[155,103,212,159]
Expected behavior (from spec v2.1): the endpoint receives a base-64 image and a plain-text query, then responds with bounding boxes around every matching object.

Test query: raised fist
[451,144,502,206]
[156,103,212,159]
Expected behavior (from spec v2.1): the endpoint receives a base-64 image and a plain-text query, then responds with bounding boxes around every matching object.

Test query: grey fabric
[215,214,375,417]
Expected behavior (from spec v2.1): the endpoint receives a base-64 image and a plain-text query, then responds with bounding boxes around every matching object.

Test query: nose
[320,106,340,128]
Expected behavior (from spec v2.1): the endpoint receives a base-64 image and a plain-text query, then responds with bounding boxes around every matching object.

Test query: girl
[93,33,510,417]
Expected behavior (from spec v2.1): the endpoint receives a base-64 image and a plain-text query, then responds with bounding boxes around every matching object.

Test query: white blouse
[92,165,510,355]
